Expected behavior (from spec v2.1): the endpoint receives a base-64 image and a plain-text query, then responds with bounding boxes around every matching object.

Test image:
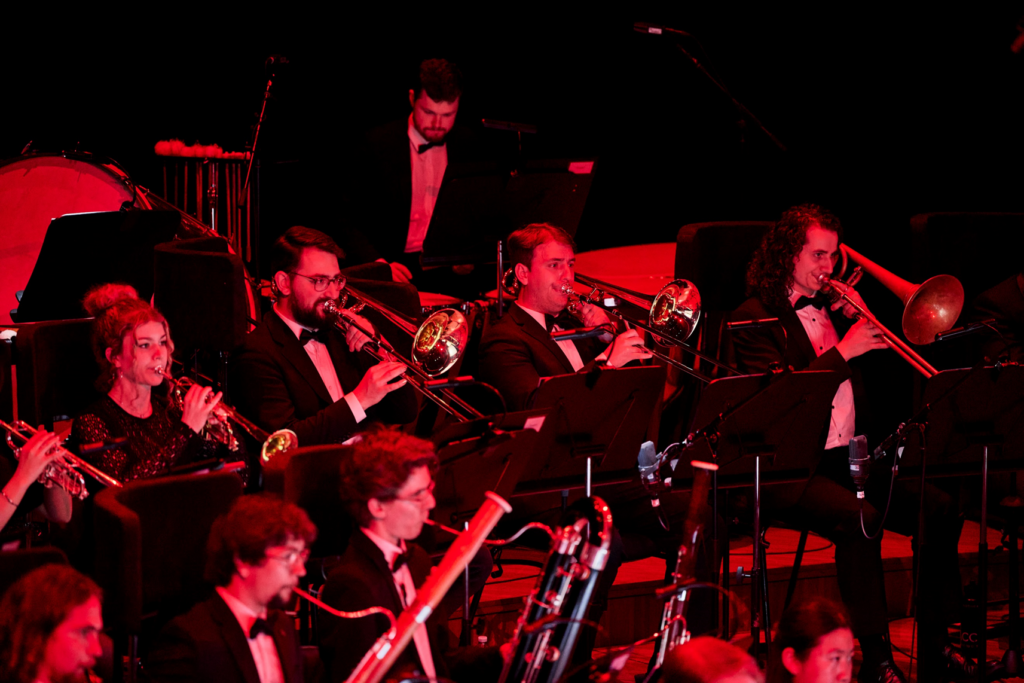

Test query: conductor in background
[726,204,961,683]
[231,226,418,446]
[145,495,315,683]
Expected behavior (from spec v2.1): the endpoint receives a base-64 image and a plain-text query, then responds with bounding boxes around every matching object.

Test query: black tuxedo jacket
[337,120,479,265]
[724,295,866,450]
[476,303,607,412]
[144,593,301,683]
[318,530,446,683]
[230,311,418,445]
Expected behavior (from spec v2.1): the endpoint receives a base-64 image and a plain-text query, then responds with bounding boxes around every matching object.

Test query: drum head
[0,155,135,323]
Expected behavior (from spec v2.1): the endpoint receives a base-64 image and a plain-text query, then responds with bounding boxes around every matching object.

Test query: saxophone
[499,497,614,683]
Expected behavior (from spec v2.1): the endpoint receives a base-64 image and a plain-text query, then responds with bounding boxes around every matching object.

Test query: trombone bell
[412,309,470,376]
[903,274,964,346]
[261,429,299,464]
[650,279,702,343]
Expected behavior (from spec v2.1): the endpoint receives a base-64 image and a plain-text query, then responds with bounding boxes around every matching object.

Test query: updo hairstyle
[83,283,174,391]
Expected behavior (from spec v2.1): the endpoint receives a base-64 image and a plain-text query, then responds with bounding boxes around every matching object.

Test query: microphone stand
[671,43,787,152]
[240,56,286,208]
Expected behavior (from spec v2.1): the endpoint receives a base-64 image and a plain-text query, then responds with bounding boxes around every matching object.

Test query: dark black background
[6,8,1023,437]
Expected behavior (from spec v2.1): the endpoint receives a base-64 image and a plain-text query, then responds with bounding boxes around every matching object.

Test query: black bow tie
[249,617,273,639]
[544,312,576,333]
[298,328,330,346]
[391,553,408,573]
[794,293,829,311]
[417,140,446,154]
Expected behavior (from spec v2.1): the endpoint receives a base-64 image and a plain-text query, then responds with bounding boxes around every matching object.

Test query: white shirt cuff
[344,393,367,423]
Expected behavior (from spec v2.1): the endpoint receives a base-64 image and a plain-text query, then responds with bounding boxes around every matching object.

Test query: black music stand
[15,210,181,322]
[421,158,597,268]
[670,370,839,654]
[431,408,554,527]
[510,366,665,498]
[900,364,1024,681]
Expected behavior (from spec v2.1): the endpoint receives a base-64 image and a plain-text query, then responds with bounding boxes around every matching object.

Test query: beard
[291,295,330,329]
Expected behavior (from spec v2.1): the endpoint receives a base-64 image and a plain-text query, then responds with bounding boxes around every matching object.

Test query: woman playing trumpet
[70,284,229,483]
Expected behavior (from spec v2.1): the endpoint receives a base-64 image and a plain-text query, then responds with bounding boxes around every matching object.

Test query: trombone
[819,243,964,378]
[1,420,123,499]
[157,368,298,463]
[323,288,484,422]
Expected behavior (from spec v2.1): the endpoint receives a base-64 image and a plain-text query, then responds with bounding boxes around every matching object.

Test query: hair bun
[82,283,140,317]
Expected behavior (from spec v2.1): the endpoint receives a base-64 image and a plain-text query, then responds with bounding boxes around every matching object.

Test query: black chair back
[283,445,353,559]
[154,237,250,354]
[92,470,243,632]
[14,318,99,428]
[0,547,67,596]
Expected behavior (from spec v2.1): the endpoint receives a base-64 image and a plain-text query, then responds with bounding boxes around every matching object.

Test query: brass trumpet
[323,291,484,422]
[1,420,122,499]
[158,369,298,463]
[819,243,965,378]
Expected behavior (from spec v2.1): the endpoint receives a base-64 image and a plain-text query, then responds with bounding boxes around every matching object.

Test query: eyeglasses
[289,272,347,292]
[393,481,436,506]
[266,548,310,567]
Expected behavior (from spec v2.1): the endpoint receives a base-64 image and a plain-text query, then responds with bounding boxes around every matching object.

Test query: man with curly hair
[728,205,962,683]
[145,495,317,683]
[318,426,499,683]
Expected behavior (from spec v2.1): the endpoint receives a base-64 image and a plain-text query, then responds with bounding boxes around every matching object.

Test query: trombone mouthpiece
[322,300,339,315]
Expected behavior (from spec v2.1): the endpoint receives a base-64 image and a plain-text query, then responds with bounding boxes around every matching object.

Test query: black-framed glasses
[289,272,347,292]
[266,547,311,567]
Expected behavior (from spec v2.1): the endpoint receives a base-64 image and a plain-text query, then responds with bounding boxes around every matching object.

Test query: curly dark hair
[745,204,843,310]
[0,564,102,683]
[205,494,318,587]
[414,58,463,102]
[338,425,439,528]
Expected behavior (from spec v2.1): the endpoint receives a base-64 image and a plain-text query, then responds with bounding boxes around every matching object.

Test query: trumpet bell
[649,279,701,343]
[261,429,299,464]
[903,274,965,345]
[412,308,469,376]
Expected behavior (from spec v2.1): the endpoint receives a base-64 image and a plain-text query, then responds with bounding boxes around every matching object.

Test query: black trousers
[764,447,962,642]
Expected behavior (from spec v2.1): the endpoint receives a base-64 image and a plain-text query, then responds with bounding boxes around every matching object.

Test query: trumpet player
[230,227,418,446]
[0,426,71,536]
[70,284,229,483]
[727,204,962,683]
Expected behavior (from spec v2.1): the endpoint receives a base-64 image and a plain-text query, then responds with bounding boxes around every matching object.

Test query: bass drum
[0,152,256,325]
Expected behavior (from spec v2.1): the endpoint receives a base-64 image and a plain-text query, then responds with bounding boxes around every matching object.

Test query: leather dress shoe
[857,659,908,683]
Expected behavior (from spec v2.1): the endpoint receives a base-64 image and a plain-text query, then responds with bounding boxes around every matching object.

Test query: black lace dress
[70,395,225,483]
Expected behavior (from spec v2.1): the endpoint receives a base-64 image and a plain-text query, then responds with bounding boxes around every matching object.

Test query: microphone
[848,435,871,498]
[934,319,996,342]
[725,317,780,331]
[633,21,691,37]
[637,441,660,485]
[550,325,614,342]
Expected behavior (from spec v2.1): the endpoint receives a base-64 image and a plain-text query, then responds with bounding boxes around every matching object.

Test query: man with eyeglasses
[318,426,500,683]
[145,494,317,683]
[231,226,418,447]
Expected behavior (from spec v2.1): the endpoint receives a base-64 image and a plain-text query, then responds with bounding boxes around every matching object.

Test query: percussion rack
[159,158,255,265]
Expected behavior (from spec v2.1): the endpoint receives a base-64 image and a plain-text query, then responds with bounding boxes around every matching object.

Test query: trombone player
[231,227,418,447]
[727,204,962,683]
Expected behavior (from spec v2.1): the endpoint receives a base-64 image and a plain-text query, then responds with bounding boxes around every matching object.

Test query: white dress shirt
[273,306,366,423]
[405,115,448,254]
[515,302,586,372]
[789,291,856,449]
[360,528,437,681]
[215,586,285,683]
